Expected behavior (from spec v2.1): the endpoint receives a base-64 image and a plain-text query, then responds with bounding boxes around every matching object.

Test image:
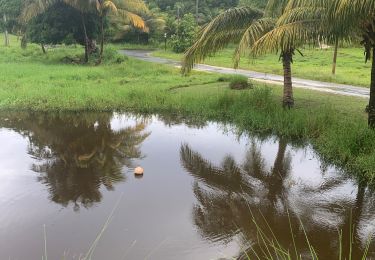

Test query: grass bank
[0,36,374,184]
[153,46,371,87]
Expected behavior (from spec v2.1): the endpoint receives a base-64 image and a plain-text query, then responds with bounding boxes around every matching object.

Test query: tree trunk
[21,33,27,49]
[195,0,199,22]
[81,13,89,63]
[368,48,375,128]
[41,43,46,54]
[3,14,9,46]
[332,38,339,75]
[282,51,294,108]
[100,16,104,57]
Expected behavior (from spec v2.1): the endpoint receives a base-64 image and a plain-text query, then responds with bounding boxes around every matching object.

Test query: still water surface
[0,112,374,259]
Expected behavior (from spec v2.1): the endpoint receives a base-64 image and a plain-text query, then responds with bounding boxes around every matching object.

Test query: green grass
[0,35,375,184]
[153,46,372,87]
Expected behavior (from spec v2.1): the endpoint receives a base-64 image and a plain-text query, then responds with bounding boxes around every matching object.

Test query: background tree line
[0,0,269,54]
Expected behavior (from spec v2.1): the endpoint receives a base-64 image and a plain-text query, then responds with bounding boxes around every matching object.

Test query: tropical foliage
[181,0,375,128]
[169,13,198,53]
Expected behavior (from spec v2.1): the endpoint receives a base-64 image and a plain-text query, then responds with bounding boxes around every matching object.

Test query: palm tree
[327,0,375,127]
[96,0,147,62]
[279,0,375,127]
[181,1,316,108]
[64,0,98,62]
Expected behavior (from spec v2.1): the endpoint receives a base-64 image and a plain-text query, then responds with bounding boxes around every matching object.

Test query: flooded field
[0,112,374,259]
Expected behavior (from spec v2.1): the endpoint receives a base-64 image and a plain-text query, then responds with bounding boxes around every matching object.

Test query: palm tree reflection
[180,139,292,242]
[1,112,150,210]
[180,139,374,259]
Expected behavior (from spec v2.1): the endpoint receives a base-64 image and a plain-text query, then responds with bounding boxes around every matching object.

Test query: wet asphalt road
[120,49,370,99]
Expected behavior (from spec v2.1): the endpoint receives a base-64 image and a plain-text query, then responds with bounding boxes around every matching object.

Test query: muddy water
[0,112,374,260]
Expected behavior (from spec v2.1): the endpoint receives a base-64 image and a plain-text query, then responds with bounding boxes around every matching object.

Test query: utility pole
[164,33,167,51]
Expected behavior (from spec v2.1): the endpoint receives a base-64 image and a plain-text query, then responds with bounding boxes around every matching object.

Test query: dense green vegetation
[180,0,375,126]
[154,46,371,87]
[0,37,374,185]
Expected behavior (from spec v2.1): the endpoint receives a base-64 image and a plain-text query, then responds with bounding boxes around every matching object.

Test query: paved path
[120,49,369,99]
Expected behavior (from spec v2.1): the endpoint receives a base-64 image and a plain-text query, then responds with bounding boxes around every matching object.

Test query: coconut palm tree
[278,0,375,126]
[64,0,96,62]
[96,0,147,62]
[323,0,375,127]
[182,0,317,108]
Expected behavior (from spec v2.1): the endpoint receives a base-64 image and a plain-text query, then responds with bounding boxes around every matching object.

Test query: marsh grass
[240,210,372,260]
[0,38,375,183]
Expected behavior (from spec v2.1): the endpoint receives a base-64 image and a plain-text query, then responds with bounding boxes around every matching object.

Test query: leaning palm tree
[182,1,316,108]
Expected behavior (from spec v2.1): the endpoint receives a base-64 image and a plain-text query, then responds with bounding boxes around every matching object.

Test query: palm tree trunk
[368,48,375,128]
[282,51,294,108]
[81,13,89,63]
[332,38,339,75]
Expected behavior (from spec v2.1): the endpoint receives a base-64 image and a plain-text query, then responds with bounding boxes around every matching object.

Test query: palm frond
[102,1,118,14]
[234,17,275,68]
[117,9,146,31]
[181,6,263,74]
[251,20,320,56]
[116,0,149,15]
[20,0,56,23]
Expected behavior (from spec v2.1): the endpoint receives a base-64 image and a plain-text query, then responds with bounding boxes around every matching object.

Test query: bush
[218,75,252,90]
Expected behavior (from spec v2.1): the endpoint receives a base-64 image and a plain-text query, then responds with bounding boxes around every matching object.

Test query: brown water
[0,112,374,260]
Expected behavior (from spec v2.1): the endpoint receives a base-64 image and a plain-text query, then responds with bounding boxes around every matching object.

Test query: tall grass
[240,210,372,260]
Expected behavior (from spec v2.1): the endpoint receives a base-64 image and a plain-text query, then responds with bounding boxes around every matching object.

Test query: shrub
[228,75,252,90]
[170,14,199,53]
